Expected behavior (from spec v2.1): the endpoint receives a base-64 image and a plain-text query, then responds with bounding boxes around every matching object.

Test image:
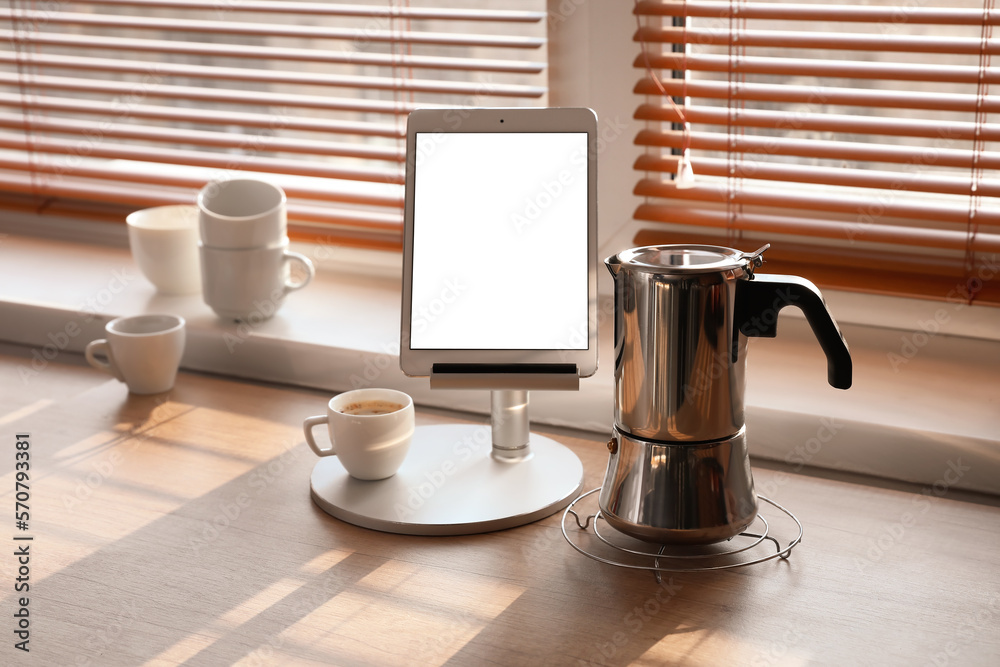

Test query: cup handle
[303,415,336,457]
[282,251,315,295]
[85,339,125,382]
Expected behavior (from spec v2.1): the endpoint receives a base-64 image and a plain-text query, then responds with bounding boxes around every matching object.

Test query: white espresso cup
[85,314,186,394]
[198,178,287,249]
[126,204,202,295]
[199,239,314,321]
[303,388,415,481]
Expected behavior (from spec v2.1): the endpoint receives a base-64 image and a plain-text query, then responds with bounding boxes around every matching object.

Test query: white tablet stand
[310,385,585,536]
[311,107,595,535]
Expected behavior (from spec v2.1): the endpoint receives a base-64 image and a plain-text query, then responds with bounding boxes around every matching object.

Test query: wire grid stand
[561,488,802,582]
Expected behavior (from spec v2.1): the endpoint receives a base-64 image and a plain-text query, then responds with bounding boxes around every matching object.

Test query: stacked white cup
[197,178,315,322]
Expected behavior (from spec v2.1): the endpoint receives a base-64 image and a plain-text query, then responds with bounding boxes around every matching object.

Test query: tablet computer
[400,107,598,386]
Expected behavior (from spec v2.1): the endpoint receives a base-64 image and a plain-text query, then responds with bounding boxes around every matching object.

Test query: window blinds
[632,0,999,304]
[0,0,546,249]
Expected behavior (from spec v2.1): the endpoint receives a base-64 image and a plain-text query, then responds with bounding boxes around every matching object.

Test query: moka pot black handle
[734,273,853,390]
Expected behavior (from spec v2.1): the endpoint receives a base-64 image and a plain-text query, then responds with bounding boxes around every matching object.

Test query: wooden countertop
[1,345,998,666]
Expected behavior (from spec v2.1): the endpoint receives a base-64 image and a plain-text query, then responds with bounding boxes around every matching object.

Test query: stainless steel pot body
[608,246,750,443]
[598,426,758,544]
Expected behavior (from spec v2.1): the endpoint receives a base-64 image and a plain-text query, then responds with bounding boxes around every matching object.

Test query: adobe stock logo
[410,277,468,336]
[393,425,493,521]
[18,267,136,384]
[510,168,581,234]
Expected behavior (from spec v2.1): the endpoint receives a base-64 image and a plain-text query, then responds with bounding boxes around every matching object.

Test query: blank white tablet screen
[410,131,589,350]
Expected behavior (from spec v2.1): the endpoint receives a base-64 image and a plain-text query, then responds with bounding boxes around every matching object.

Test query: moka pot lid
[608,244,769,275]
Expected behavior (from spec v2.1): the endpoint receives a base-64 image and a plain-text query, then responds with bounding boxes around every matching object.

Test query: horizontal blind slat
[634,177,1000,224]
[0,131,403,184]
[635,157,1000,201]
[1,30,545,74]
[632,228,976,278]
[80,0,546,22]
[635,128,1000,171]
[634,26,998,55]
[0,155,401,208]
[289,203,400,229]
[633,77,999,113]
[633,203,1000,253]
[634,103,1000,142]
[0,170,404,229]
[630,227,1000,303]
[1,10,546,48]
[0,112,404,161]
[634,52,1000,85]
[0,72,434,115]
[0,92,402,138]
[633,0,998,24]
[0,52,546,98]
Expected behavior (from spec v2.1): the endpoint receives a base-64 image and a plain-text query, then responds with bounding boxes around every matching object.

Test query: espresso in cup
[303,388,414,480]
[337,400,404,416]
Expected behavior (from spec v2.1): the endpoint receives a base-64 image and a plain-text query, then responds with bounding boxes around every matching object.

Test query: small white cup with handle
[198,178,286,249]
[199,239,314,321]
[126,204,202,295]
[303,388,415,480]
[85,314,186,394]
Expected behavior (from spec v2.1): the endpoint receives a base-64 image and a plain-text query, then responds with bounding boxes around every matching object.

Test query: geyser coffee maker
[599,244,852,545]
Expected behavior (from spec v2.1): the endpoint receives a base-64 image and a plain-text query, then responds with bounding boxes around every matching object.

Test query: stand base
[310,423,584,536]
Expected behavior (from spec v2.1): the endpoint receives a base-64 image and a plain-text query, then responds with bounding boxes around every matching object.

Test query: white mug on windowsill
[199,239,314,322]
[197,178,287,249]
[126,204,202,295]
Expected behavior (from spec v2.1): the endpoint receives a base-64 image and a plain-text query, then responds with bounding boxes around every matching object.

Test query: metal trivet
[561,488,802,580]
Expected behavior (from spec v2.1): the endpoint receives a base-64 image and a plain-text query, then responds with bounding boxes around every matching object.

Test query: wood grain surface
[0,345,997,666]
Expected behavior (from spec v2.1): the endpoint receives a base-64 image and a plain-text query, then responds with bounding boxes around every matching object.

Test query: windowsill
[1,225,998,496]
